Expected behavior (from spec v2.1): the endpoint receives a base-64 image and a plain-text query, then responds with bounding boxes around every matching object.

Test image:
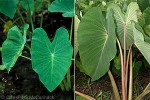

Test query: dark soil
[75,67,150,100]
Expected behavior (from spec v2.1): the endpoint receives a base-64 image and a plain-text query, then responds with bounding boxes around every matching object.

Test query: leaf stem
[20,55,31,60]
[25,44,31,51]
[17,6,25,24]
[69,18,73,42]
[0,17,6,24]
[0,47,2,52]
[116,38,125,100]
[108,70,121,100]
[123,23,127,99]
[66,68,71,91]
[125,43,133,93]
[128,49,132,100]
[40,1,44,28]
[26,0,34,32]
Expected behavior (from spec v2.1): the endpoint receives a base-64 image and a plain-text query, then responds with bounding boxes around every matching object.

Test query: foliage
[31,27,73,92]
[78,7,116,81]
[76,0,150,100]
[0,0,74,93]
[48,0,74,17]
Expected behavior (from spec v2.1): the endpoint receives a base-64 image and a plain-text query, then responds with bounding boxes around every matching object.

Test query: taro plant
[76,1,150,100]
[0,0,74,92]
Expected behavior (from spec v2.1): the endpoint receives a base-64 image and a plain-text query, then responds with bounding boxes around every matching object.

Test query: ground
[75,67,150,100]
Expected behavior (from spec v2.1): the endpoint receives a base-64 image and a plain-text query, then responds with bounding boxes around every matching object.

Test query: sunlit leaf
[110,2,139,49]
[31,27,73,92]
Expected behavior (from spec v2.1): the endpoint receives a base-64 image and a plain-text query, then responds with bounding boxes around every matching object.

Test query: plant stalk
[117,38,126,100]
[40,1,44,27]
[125,43,133,93]
[20,55,31,60]
[0,47,2,52]
[26,0,34,32]
[123,23,127,99]
[17,7,25,25]
[75,91,96,100]
[128,49,133,100]
[66,17,74,91]
[108,70,121,100]
[0,17,6,24]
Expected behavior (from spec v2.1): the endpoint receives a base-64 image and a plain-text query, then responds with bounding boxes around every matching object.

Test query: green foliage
[143,7,150,25]
[20,0,34,15]
[77,7,116,81]
[137,0,149,12]
[31,27,73,92]
[133,61,142,79]
[2,24,29,72]
[144,25,150,36]
[109,2,139,49]
[48,0,74,17]
[133,22,150,65]
[0,0,19,19]
[112,54,121,76]
[1,0,74,93]
[76,96,86,100]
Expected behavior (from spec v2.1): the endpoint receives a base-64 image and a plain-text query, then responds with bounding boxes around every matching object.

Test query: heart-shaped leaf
[2,24,29,72]
[110,2,139,49]
[0,0,19,19]
[48,0,74,17]
[77,7,116,81]
[31,27,73,92]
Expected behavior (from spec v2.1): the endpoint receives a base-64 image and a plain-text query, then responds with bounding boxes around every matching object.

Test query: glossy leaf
[110,2,139,49]
[48,0,74,17]
[0,0,18,19]
[77,7,116,81]
[2,24,29,72]
[132,22,150,65]
[31,27,73,92]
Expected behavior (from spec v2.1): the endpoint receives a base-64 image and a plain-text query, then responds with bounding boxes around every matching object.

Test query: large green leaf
[48,0,74,17]
[31,27,73,92]
[2,24,29,72]
[132,22,150,64]
[0,0,19,19]
[110,2,139,49]
[77,7,116,81]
